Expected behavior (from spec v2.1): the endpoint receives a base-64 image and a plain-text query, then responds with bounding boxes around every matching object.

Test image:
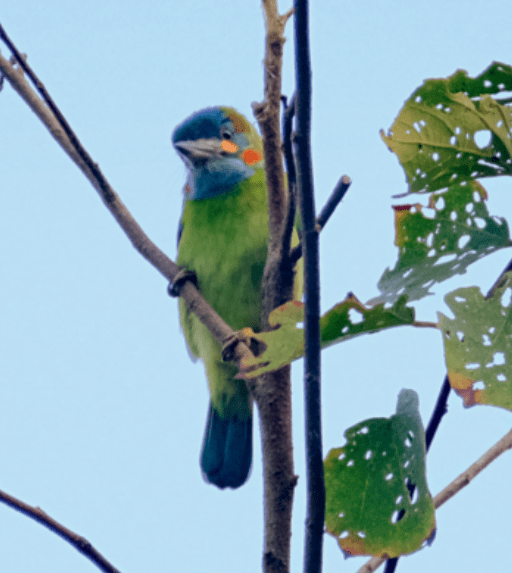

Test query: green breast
[177,170,269,337]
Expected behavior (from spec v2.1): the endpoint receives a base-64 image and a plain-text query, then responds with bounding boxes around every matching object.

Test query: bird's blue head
[172,107,264,201]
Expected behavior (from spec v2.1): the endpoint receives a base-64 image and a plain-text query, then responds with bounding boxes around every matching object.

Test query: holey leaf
[369,180,511,306]
[381,62,512,194]
[237,295,414,379]
[438,272,512,410]
[324,390,436,559]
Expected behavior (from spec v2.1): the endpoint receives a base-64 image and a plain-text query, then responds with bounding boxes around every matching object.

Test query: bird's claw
[222,328,264,362]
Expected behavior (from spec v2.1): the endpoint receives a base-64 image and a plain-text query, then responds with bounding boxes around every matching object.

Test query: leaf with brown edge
[369,180,511,307]
[238,295,414,379]
[438,272,512,411]
[324,390,436,558]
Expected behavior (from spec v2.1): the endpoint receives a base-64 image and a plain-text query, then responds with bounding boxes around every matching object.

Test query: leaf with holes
[381,61,512,194]
[368,180,511,306]
[324,390,436,558]
[438,272,512,410]
[237,295,414,379]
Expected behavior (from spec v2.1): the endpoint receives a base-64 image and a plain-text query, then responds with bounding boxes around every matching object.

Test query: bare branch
[485,257,512,300]
[290,175,351,265]
[252,13,288,257]
[281,95,298,268]
[291,2,324,573]
[425,377,451,450]
[282,93,297,194]
[0,489,121,573]
[251,3,297,572]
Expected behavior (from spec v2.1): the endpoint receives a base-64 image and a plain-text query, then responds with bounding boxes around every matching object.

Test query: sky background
[1,1,512,572]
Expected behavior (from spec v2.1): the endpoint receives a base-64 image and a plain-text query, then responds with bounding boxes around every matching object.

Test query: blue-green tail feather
[201,403,252,489]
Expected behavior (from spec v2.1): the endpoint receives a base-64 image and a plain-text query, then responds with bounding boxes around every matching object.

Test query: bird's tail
[200,403,252,489]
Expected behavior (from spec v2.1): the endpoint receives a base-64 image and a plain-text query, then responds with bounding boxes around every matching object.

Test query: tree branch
[358,427,512,573]
[252,3,297,573]
[485,257,512,300]
[290,175,351,265]
[292,2,324,573]
[0,489,121,573]
[252,1,290,256]
[282,93,297,196]
[281,94,298,269]
[253,0,296,320]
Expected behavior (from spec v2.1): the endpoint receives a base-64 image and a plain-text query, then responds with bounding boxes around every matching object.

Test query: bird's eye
[220,127,233,140]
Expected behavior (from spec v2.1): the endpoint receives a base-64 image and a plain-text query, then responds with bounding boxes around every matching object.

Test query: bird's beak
[174,138,224,164]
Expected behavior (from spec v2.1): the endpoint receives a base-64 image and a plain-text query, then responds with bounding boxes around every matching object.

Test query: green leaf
[381,62,512,194]
[369,180,511,306]
[238,295,414,379]
[324,390,436,558]
[438,272,512,410]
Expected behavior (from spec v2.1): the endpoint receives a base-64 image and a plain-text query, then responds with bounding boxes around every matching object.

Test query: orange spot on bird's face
[243,148,263,165]
[221,140,239,154]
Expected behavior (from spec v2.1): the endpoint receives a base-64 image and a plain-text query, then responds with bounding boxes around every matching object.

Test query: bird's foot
[167,269,198,297]
[222,328,265,362]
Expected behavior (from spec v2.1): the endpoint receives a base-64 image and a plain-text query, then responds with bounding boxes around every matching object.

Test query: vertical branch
[253,2,293,261]
[253,3,297,573]
[292,2,324,573]
[254,2,296,320]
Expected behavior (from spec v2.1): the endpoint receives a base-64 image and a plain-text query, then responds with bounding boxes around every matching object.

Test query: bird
[172,106,301,488]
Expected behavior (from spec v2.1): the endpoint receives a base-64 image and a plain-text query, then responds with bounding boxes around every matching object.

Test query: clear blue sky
[1,2,512,572]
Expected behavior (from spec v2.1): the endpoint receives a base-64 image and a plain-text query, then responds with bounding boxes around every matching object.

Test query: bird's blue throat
[184,157,254,201]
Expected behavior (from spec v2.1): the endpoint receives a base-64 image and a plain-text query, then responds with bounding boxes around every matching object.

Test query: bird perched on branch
[172,106,300,489]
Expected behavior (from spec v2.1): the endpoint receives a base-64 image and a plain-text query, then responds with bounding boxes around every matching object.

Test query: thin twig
[281,94,298,262]
[316,175,352,230]
[292,2,324,573]
[0,489,121,573]
[0,22,115,202]
[282,92,297,193]
[359,427,512,573]
[425,376,452,450]
[291,175,351,265]
[485,257,512,299]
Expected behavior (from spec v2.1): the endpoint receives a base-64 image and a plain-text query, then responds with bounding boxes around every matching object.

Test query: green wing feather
[178,169,269,420]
